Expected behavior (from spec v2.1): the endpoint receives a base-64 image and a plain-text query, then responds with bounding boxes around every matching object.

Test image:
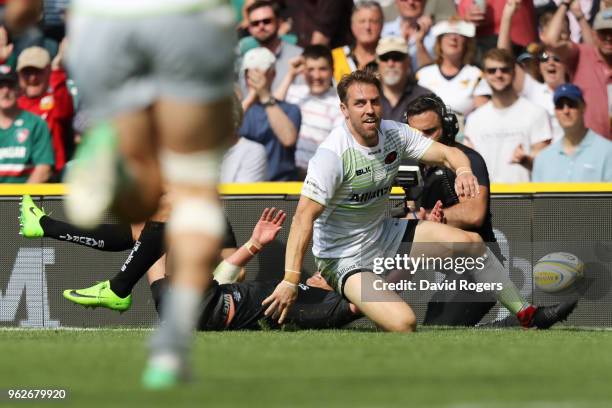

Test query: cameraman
[404,93,503,326]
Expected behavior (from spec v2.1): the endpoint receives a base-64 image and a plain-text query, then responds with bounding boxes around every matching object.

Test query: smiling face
[351,6,383,47]
[483,58,514,94]
[304,57,333,95]
[538,51,566,89]
[340,82,382,145]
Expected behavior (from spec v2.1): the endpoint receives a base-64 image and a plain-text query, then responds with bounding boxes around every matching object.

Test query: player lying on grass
[263,70,577,332]
[19,196,361,329]
[19,194,278,309]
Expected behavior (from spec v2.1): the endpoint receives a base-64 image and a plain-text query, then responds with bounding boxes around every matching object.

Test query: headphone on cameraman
[418,94,459,145]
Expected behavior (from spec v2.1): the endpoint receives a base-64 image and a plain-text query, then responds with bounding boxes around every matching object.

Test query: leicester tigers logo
[16,128,29,144]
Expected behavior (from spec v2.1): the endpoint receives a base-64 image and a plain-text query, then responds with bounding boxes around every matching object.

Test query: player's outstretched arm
[420,141,480,199]
[214,208,287,284]
[262,195,325,323]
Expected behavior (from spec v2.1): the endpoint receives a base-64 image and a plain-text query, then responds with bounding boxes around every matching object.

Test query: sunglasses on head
[379,52,407,62]
[554,98,580,110]
[539,52,562,63]
[484,66,512,75]
[249,17,273,27]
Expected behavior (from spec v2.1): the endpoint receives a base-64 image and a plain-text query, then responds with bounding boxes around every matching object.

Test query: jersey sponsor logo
[367,149,381,156]
[349,185,392,203]
[304,178,326,195]
[0,146,27,159]
[356,166,371,176]
[16,128,29,144]
[384,151,397,164]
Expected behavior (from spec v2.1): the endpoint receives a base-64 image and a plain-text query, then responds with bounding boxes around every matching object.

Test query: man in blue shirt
[240,47,301,181]
[533,84,612,182]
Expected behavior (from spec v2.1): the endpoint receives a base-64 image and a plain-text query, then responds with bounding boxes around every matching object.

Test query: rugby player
[19,197,360,330]
[62,0,237,387]
[263,70,576,331]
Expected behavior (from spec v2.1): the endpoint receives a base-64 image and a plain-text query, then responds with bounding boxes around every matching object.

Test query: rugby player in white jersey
[263,69,576,331]
[64,0,236,389]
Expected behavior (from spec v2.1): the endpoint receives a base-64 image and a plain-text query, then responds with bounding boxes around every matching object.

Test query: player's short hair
[302,45,333,69]
[405,94,443,122]
[337,69,382,104]
[483,48,515,68]
[246,0,280,18]
[352,0,383,18]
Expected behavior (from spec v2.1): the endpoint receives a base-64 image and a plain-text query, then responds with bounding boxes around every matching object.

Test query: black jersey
[420,143,497,245]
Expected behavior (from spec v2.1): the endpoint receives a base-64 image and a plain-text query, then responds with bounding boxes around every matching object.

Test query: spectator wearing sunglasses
[376,36,431,121]
[498,0,571,141]
[416,19,490,121]
[464,48,552,182]
[544,6,612,140]
[533,84,612,181]
[238,0,303,98]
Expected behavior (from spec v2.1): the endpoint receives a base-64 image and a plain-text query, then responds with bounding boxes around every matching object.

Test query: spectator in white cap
[416,18,489,119]
[376,36,431,121]
[239,47,301,181]
[544,6,612,139]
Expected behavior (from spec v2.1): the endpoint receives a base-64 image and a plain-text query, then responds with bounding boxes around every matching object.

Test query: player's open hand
[251,207,287,246]
[419,200,446,223]
[455,170,479,198]
[262,280,297,324]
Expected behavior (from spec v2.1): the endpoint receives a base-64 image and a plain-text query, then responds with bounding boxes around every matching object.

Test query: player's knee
[452,230,485,257]
[388,315,417,333]
[387,312,417,333]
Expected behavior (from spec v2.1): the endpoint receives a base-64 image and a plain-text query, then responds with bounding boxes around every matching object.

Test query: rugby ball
[533,252,584,293]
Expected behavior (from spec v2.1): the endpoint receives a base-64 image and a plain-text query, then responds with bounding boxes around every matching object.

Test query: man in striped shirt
[274,45,344,178]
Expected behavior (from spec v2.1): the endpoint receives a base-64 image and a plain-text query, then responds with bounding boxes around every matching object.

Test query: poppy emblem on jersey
[40,95,55,111]
[385,151,397,164]
[16,128,29,144]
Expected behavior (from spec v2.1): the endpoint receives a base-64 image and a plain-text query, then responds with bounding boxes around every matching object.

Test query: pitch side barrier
[0,183,611,328]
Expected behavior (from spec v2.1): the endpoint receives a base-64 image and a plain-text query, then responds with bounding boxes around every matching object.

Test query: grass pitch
[0,328,611,408]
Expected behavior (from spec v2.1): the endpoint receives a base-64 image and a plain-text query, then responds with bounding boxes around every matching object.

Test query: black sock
[109,221,166,298]
[149,278,169,316]
[40,216,134,251]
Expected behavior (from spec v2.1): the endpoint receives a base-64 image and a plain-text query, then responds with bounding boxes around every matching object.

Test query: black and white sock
[109,221,166,298]
[40,216,134,251]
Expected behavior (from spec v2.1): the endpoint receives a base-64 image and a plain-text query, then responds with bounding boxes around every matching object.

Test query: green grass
[0,328,611,408]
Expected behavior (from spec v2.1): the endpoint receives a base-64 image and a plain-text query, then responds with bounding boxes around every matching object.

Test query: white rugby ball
[534,252,584,293]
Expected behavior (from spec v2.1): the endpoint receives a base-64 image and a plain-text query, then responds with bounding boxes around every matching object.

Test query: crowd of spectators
[0,0,610,183]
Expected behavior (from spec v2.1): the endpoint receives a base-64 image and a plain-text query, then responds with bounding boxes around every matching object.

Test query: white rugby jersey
[416,64,488,115]
[302,120,433,259]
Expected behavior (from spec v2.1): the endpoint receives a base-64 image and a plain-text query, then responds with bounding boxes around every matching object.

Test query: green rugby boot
[142,354,191,390]
[19,195,46,238]
[63,280,132,312]
[64,122,130,229]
